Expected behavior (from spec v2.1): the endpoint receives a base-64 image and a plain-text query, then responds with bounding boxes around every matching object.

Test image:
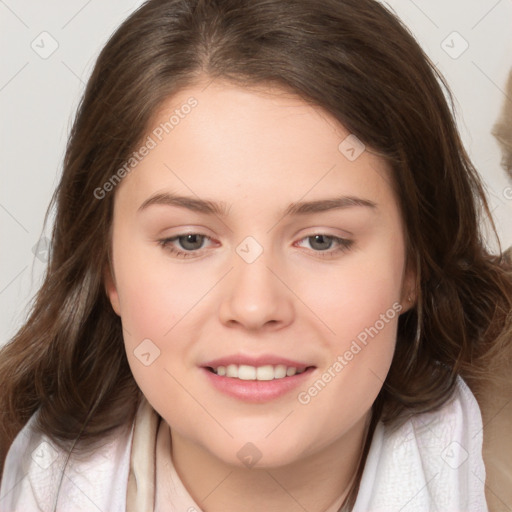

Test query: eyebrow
[137,192,377,217]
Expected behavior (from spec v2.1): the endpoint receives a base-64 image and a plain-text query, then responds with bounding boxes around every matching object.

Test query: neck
[169,413,371,512]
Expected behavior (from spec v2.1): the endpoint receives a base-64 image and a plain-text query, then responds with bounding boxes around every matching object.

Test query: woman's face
[106,79,414,468]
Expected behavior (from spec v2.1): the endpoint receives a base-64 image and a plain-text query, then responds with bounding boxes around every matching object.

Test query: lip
[200,354,316,403]
[202,354,312,371]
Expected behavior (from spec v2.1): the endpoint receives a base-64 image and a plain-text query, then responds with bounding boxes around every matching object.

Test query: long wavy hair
[1,0,511,506]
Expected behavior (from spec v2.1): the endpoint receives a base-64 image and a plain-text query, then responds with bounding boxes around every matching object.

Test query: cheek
[291,232,404,418]
[297,235,405,347]
[292,265,402,452]
[112,241,211,340]
[114,258,195,415]
[111,239,229,407]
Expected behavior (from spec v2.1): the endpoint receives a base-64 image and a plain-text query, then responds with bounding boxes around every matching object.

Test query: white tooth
[286,367,297,377]
[274,365,287,379]
[238,365,257,380]
[256,365,275,381]
[219,364,304,380]
[226,364,239,378]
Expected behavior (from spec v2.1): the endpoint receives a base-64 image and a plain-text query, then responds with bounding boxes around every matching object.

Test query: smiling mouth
[206,364,315,381]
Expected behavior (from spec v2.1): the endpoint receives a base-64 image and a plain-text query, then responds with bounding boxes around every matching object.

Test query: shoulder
[477,354,512,511]
[353,376,488,511]
[0,409,134,512]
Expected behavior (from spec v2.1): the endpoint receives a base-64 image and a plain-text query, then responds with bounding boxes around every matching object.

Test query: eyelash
[158,233,354,259]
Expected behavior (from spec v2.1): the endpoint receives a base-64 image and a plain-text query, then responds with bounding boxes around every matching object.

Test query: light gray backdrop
[1,0,511,345]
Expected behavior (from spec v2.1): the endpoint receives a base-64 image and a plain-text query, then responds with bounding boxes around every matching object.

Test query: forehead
[114,80,396,215]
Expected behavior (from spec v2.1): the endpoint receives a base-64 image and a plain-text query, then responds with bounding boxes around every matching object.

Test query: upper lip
[202,354,315,371]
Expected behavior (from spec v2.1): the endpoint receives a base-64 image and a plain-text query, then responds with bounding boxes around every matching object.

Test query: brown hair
[1,0,511,507]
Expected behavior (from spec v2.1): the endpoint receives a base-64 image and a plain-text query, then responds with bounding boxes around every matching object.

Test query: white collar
[352,377,488,511]
[0,377,487,511]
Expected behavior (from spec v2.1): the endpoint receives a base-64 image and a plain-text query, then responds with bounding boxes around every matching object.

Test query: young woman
[1,0,511,510]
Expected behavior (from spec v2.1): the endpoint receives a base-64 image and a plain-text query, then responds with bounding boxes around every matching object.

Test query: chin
[203,435,309,470]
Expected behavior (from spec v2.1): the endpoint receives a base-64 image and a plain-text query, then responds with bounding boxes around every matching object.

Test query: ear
[400,256,417,314]
[104,261,121,316]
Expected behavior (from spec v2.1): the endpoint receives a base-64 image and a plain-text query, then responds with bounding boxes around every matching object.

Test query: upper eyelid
[160,232,352,240]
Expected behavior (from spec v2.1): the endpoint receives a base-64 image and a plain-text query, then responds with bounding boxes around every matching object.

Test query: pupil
[181,234,203,250]
[311,235,331,251]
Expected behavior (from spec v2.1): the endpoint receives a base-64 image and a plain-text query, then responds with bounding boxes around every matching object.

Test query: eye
[295,234,354,258]
[158,233,215,258]
[158,233,354,259]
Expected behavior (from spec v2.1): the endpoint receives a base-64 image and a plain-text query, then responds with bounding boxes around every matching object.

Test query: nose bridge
[218,235,294,329]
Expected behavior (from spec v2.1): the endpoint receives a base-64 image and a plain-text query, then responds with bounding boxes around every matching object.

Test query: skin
[105,78,415,511]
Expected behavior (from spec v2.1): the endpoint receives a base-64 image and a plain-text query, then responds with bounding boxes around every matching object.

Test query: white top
[0,376,488,511]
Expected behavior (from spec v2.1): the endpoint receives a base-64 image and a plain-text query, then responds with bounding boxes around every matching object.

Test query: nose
[218,245,295,332]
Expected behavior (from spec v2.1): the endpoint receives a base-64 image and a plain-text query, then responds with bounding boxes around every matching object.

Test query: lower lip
[201,367,316,403]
